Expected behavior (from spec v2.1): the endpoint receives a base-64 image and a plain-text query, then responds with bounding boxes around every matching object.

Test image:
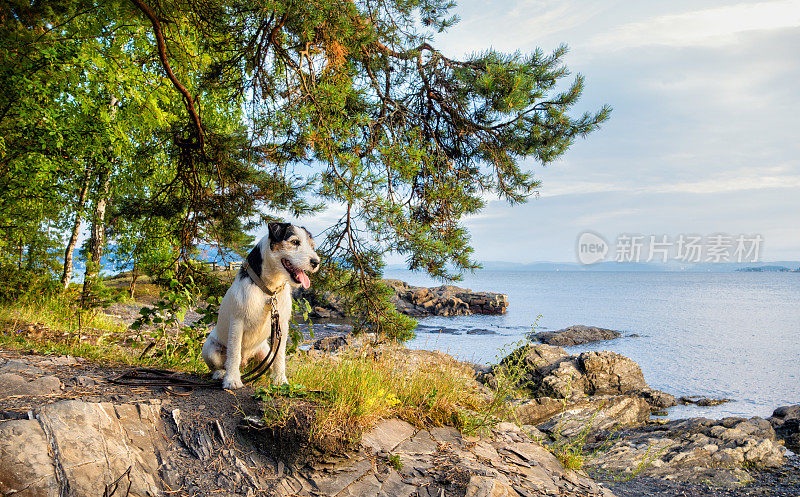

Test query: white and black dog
[201,223,320,389]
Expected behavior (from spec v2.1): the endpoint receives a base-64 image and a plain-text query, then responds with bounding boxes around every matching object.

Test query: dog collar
[241,261,287,297]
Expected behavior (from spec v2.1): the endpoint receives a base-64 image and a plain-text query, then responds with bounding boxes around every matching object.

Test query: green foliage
[254,382,311,400]
[287,298,315,355]
[0,263,59,304]
[460,315,542,435]
[0,0,609,339]
[387,454,403,471]
[131,274,217,368]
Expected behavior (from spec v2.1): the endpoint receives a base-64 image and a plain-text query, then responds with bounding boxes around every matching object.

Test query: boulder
[578,351,647,396]
[313,336,351,353]
[499,344,656,404]
[532,325,621,346]
[769,404,800,452]
[515,397,569,426]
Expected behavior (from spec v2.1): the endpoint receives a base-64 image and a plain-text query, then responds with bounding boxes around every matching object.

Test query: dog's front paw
[273,375,288,386]
[211,369,226,380]
[222,375,244,390]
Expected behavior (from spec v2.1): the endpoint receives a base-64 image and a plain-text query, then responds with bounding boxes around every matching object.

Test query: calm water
[385,270,800,420]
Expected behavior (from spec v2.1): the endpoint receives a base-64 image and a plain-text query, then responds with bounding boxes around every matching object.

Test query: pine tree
[1,1,609,338]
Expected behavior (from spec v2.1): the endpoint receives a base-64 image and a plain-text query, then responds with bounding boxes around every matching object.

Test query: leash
[106,368,217,389]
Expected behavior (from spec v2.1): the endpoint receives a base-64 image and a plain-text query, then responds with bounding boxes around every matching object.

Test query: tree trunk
[82,166,110,298]
[61,171,90,289]
[128,262,138,298]
[81,96,118,304]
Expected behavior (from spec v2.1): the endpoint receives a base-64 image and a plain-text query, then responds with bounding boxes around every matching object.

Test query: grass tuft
[283,345,485,445]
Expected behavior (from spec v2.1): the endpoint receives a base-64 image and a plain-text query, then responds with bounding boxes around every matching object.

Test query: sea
[384,269,800,420]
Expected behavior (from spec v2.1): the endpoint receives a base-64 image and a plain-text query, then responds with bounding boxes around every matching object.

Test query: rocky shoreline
[0,349,616,497]
[307,335,800,495]
[305,279,509,319]
[472,342,798,492]
[5,294,797,497]
[1,337,798,497]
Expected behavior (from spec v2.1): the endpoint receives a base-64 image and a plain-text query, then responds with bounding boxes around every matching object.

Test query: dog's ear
[268,222,292,249]
[245,244,263,278]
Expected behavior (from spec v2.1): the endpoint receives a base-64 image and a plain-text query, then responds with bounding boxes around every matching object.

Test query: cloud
[653,173,800,194]
[436,0,614,55]
[534,170,800,197]
[589,0,800,49]
[573,208,643,225]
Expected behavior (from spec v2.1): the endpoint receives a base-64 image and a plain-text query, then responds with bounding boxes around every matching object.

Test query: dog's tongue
[295,269,311,289]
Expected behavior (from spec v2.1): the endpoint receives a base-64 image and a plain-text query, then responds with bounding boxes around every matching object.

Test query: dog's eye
[291,239,300,246]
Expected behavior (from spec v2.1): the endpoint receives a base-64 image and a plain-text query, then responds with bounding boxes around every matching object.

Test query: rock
[75,375,100,387]
[635,388,677,409]
[0,373,62,395]
[37,355,78,366]
[769,404,800,452]
[578,351,647,396]
[0,360,44,375]
[361,418,416,453]
[0,420,60,496]
[515,397,568,426]
[587,415,785,485]
[395,430,438,455]
[500,344,660,405]
[384,279,509,317]
[313,336,350,353]
[0,399,164,496]
[536,395,651,438]
[465,475,514,497]
[678,395,731,407]
[467,328,497,335]
[310,305,346,319]
[531,325,621,346]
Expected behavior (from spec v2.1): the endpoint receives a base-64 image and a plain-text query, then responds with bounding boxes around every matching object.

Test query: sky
[284,0,800,264]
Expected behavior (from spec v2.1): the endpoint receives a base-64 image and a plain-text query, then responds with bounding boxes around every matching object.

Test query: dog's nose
[309,258,319,270]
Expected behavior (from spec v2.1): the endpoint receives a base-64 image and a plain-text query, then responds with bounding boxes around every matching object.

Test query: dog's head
[247,222,320,289]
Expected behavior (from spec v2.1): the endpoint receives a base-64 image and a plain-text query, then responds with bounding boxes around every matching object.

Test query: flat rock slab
[430,426,463,447]
[0,360,45,375]
[37,356,78,366]
[306,458,373,496]
[0,399,164,497]
[362,418,416,453]
[396,429,438,455]
[0,419,61,496]
[0,373,62,396]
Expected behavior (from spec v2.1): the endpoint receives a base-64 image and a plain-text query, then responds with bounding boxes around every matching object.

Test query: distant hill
[736,265,796,272]
[386,261,800,272]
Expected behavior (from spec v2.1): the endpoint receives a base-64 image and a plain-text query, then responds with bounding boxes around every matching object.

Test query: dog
[201,222,320,389]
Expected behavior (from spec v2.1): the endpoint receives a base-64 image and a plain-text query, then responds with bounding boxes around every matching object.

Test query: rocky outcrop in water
[769,404,800,452]
[384,279,509,317]
[474,343,792,488]
[530,325,622,346]
[300,279,509,319]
